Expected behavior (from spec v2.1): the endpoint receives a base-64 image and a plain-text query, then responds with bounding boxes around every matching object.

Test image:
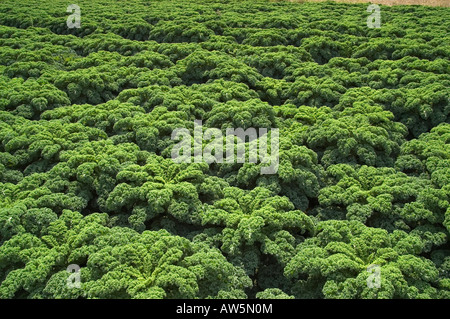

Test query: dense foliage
[0,0,449,299]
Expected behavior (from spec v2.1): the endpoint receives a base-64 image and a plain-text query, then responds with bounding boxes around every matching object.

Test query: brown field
[285,0,450,7]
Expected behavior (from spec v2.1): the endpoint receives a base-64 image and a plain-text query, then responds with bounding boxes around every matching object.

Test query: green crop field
[0,0,449,300]
[303,0,450,7]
